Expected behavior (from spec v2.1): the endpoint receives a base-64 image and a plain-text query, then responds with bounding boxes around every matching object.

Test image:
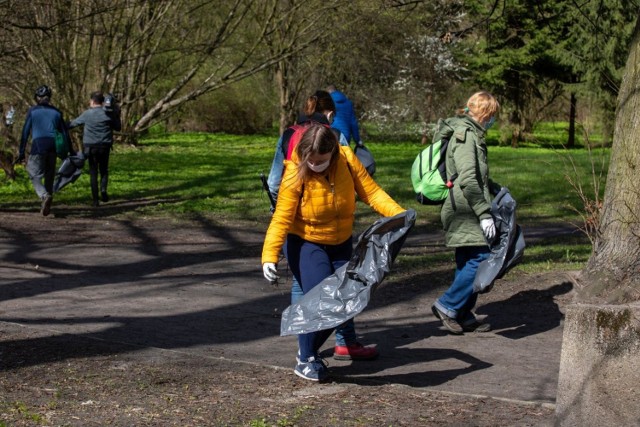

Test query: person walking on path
[326,85,362,145]
[431,91,502,335]
[17,85,71,216]
[67,91,121,207]
[261,123,406,381]
[267,90,348,201]
[266,91,379,362]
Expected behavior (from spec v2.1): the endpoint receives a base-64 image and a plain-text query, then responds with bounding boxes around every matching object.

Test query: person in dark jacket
[326,85,361,145]
[68,91,121,207]
[18,85,71,216]
[431,91,502,335]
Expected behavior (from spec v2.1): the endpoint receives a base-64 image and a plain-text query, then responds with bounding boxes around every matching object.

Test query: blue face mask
[484,116,496,130]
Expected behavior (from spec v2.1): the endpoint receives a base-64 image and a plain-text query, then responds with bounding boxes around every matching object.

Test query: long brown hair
[302,90,336,117]
[295,124,339,182]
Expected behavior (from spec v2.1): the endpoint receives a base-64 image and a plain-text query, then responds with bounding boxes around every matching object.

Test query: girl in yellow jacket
[262,123,405,381]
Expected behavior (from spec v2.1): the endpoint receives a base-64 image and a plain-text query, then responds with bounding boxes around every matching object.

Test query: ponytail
[302,90,335,116]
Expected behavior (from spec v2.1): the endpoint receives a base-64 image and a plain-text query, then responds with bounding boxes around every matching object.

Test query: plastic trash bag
[280,209,416,336]
[354,143,376,176]
[53,152,85,193]
[473,187,525,293]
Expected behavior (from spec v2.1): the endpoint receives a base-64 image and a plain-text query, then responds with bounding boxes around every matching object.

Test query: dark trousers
[284,233,353,361]
[85,145,110,203]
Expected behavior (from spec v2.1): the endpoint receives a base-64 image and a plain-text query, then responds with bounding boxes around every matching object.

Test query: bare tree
[260,0,342,134]
[0,0,313,143]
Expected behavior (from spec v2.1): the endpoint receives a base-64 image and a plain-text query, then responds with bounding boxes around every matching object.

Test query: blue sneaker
[294,356,328,381]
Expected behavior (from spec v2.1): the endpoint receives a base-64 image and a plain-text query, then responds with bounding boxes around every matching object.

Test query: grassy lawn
[0,128,607,273]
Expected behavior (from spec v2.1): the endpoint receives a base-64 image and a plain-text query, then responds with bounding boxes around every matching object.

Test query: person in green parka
[431,91,502,335]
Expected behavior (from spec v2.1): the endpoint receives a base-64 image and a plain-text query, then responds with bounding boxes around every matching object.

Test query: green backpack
[411,137,457,205]
[55,130,69,159]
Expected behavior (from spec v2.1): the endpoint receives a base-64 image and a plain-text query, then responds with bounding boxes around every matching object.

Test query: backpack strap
[282,124,304,161]
[283,121,335,161]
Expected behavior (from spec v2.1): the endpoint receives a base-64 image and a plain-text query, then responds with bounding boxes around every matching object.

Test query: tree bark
[579,18,640,303]
[567,92,576,148]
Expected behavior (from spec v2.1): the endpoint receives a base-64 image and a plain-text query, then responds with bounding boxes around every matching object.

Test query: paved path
[0,212,578,407]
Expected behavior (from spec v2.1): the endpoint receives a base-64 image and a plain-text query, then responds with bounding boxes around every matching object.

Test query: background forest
[0,0,635,154]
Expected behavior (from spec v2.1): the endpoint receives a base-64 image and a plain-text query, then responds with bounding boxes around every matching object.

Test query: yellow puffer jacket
[262,146,405,264]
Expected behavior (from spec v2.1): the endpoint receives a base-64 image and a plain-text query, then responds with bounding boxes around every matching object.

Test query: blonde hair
[460,91,500,122]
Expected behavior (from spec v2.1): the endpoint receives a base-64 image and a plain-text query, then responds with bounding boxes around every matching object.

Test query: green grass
[1,129,607,271]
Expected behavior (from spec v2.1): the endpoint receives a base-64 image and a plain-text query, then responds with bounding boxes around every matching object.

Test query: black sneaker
[40,193,52,216]
[431,304,463,335]
[101,191,109,203]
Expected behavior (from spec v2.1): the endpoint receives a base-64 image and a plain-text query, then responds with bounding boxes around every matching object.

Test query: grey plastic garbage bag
[280,209,416,336]
[473,187,525,293]
[354,143,376,176]
[53,152,85,193]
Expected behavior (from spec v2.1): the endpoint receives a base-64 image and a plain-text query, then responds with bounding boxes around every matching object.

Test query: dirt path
[0,211,578,426]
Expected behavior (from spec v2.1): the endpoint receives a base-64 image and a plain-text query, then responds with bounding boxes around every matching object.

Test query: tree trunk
[567,92,576,148]
[578,18,640,304]
[275,59,296,135]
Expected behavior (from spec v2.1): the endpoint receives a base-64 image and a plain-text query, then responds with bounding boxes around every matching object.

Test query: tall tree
[260,0,342,134]
[464,0,569,146]
[555,0,637,145]
[578,14,640,303]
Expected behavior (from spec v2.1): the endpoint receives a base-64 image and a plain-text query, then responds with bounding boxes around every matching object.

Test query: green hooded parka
[435,115,500,247]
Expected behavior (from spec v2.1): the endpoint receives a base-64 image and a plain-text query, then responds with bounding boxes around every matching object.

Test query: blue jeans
[291,277,356,347]
[434,246,491,322]
[284,234,353,361]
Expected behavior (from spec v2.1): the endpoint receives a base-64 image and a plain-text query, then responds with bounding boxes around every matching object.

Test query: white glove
[262,262,279,282]
[480,218,496,241]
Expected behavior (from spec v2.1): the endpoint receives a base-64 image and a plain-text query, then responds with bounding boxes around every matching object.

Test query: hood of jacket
[433,115,484,144]
[330,90,349,105]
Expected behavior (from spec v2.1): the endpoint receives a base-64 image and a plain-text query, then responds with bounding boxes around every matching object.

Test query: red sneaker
[333,342,379,360]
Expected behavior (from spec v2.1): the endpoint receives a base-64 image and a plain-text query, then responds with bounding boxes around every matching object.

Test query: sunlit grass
[0,127,608,272]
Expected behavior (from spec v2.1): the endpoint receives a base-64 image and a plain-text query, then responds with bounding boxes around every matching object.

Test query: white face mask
[307,159,331,173]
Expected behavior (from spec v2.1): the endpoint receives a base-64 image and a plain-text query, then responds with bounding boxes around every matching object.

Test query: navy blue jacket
[20,102,69,156]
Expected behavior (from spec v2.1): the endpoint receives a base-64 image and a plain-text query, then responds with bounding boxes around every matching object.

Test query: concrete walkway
[0,212,577,407]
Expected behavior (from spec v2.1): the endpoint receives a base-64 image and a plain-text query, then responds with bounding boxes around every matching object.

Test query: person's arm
[345,148,404,217]
[111,108,122,132]
[261,162,302,264]
[266,135,286,201]
[67,110,86,129]
[453,132,491,220]
[19,109,32,157]
[349,105,361,144]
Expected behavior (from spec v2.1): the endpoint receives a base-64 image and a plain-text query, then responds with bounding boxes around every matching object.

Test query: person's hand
[356,140,364,147]
[262,262,279,282]
[480,218,496,241]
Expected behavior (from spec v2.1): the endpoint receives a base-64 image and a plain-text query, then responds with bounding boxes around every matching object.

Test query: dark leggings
[284,234,353,361]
